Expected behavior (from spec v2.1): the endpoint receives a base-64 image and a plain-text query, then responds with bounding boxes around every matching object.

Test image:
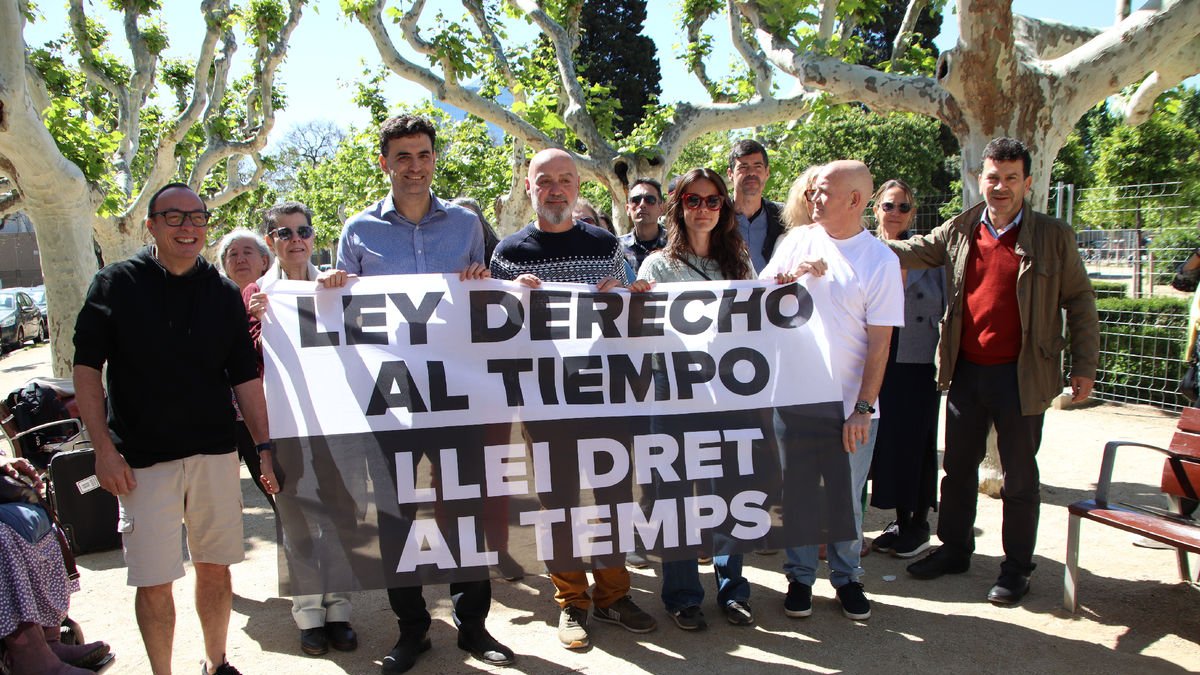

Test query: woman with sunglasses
[243,202,359,657]
[868,180,947,559]
[636,168,796,631]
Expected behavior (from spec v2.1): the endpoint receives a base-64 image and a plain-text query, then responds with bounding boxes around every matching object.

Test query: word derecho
[291,283,815,414]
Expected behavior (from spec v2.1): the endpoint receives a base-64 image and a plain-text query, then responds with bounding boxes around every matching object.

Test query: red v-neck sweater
[960,224,1022,365]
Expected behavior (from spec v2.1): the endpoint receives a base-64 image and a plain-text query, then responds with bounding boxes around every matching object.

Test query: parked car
[23,285,47,316]
[0,289,47,351]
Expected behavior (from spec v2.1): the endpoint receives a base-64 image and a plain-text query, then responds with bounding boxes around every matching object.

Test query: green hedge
[1090,296,1191,408]
[1091,280,1126,299]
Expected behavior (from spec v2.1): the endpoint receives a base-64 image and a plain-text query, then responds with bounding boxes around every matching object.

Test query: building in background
[0,213,42,288]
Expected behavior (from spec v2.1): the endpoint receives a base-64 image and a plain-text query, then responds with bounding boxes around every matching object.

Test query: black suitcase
[47,450,121,554]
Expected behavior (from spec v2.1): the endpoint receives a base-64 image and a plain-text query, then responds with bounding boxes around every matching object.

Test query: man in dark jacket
[728,139,785,273]
[887,138,1099,606]
[73,183,273,675]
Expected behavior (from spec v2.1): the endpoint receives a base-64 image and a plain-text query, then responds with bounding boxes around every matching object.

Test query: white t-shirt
[760,225,904,418]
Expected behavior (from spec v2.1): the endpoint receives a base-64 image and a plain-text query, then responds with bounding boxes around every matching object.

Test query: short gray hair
[216,228,270,277]
[262,201,313,233]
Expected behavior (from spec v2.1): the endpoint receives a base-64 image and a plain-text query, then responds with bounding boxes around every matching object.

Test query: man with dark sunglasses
[73,182,270,675]
[728,139,785,274]
[618,177,667,272]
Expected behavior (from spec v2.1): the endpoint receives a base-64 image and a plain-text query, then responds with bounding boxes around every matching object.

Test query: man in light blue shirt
[728,139,785,274]
[336,126,487,277]
[333,115,507,675]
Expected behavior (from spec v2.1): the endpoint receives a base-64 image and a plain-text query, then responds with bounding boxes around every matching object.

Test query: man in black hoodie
[73,183,271,675]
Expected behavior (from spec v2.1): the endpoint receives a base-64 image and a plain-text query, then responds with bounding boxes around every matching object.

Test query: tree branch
[349,0,555,150]
[1116,0,1131,22]
[464,0,517,86]
[1012,14,1101,60]
[1053,0,1200,122]
[1112,33,1200,125]
[659,93,819,169]
[398,0,458,82]
[738,3,954,126]
[66,0,121,99]
[817,0,838,47]
[890,0,927,69]
[0,2,28,109]
[206,154,266,208]
[191,0,303,192]
[683,4,732,103]
[126,1,230,223]
[510,0,608,156]
[727,0,772,98]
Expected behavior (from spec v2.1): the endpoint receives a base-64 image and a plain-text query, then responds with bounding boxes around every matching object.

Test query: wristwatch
[254,441,275,455]
[854,400,875,415]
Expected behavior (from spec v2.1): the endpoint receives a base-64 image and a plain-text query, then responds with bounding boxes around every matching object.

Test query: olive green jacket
[886,201,1099,415]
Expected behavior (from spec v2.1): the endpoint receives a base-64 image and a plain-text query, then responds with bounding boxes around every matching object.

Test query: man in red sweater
[886,138,1099,605]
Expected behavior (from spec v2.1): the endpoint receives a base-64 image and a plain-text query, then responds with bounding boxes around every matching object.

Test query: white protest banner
[261,275,854,594]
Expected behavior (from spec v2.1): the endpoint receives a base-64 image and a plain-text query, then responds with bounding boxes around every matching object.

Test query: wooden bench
[1064,407,1200,612]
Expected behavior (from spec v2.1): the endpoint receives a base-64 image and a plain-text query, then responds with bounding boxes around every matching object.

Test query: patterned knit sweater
[490,220,630,285]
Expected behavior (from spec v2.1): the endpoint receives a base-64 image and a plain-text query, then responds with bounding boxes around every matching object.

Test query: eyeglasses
[152,209,212,227]
[879,202,913,214]
[270,225,314,241]
[629,194,660,206]
[577,216,597,226]
[681,193,724,211]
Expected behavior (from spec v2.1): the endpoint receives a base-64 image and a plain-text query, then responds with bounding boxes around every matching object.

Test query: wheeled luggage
[46,449,121,554]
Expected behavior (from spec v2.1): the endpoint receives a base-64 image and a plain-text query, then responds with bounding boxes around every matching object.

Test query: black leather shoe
[987,573,1031,605]
[457,623,515,666]
[906,546,970,579]
[300,627,328,656]
[381,633,431,675]
[326,621,358,651]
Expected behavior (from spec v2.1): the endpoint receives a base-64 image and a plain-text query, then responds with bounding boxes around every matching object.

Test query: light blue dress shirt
[336,192,484,276]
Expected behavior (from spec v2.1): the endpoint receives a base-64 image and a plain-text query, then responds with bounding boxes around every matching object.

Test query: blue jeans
[662,554,749,612]
[784,419,878,589]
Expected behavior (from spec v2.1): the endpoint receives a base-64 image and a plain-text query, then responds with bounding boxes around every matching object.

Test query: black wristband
[254,441,274,455]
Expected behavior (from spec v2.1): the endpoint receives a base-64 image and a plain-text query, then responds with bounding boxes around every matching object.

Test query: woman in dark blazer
[869,179,947,558]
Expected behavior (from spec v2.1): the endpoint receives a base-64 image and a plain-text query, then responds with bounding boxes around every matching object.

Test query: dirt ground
[4,343,1198,674]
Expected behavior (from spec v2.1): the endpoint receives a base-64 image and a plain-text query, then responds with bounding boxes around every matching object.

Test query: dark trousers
[938,360,1043,576]
[387,580,491,635]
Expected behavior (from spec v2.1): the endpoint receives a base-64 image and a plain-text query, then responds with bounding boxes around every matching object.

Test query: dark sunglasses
[152,209,212,227]
[629,194,660,206]
[271,225,314,241]
[880,202,913,214]
[681,193,724,211]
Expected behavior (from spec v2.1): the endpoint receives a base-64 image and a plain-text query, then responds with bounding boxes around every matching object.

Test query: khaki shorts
[118,452,245,587]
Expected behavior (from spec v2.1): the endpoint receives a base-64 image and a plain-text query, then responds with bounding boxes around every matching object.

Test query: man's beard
[535,201,573,225]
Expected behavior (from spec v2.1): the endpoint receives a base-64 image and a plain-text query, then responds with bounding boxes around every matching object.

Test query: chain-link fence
[1054,181,1196,411]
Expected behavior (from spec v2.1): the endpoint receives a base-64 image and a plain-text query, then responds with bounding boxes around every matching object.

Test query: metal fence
[1053,181,1196,411]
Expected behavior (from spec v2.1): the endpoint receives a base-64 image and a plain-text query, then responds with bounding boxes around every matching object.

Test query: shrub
[1084,296,1191,409]
[1149,226,1200,286]
[1091,280,1126,299]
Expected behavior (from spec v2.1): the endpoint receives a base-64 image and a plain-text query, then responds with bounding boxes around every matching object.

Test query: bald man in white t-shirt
[760,160,904,623]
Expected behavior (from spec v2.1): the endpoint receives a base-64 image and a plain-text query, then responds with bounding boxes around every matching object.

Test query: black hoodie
[73,247,259,468]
